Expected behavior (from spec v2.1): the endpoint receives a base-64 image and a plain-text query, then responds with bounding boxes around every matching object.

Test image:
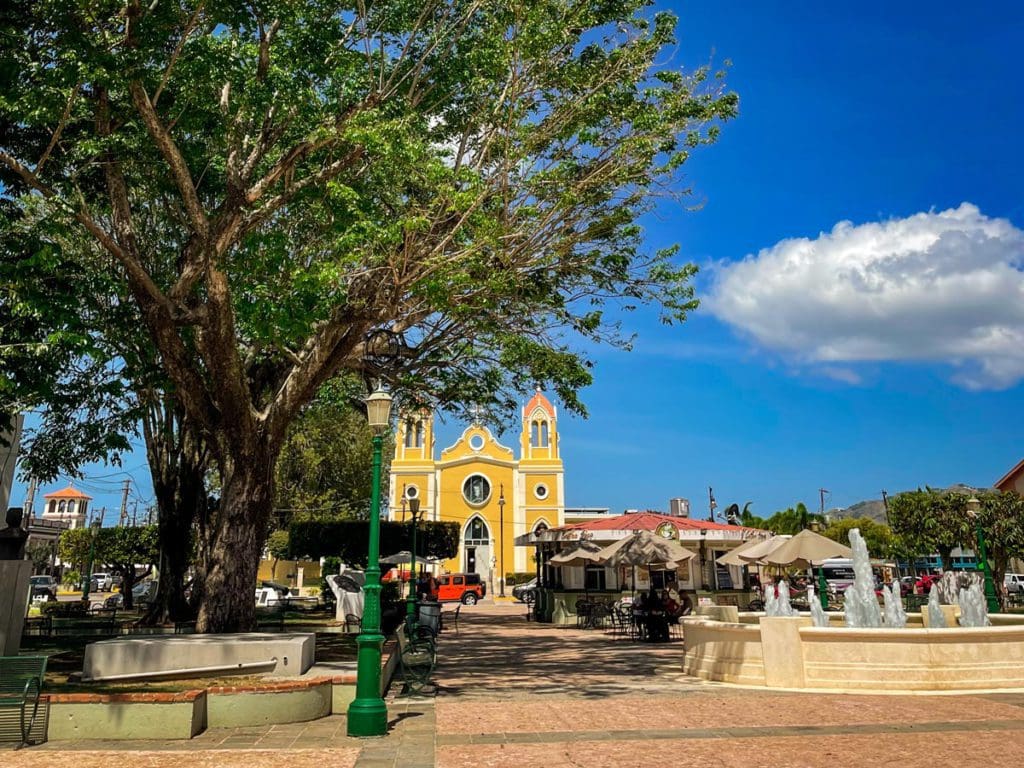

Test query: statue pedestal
[0,560,31,655]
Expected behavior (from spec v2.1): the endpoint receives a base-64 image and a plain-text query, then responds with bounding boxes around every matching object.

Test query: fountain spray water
[927,584,947,627]
[958,581,991,627]
[807,583,829,627]
[843,528,882,627]
[882,583,907,628]
[774,579,798,617]
[763,578,777,615]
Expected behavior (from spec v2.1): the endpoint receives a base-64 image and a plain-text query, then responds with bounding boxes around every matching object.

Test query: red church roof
[555,511,762,535]
[43,485,92,500]
[523,388,556,419]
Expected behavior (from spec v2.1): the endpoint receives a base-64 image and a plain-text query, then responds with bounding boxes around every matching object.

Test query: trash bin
[419,600,441,634]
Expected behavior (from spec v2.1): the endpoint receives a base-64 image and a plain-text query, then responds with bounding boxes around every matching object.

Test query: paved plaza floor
[9,602,1024,766]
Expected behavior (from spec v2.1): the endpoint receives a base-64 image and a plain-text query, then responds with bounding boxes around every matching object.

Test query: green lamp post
[81,516,102,603]
[406,496,421,628]
[807,519,829,611]
[966,496,1000,614]
[347,385,393,737]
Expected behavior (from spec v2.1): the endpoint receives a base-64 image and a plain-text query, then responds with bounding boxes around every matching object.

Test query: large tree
[888,488,972,571]
[1,1,736,630]
[59,524,160,609]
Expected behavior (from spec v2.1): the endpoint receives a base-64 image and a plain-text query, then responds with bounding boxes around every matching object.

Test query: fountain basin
[683,615,1024,691]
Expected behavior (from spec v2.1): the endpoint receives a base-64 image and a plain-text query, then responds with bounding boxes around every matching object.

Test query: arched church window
[540,421,549,447]
[466,516,490,544]
[404,419,415,448]
[58,500,67,513]
[414,421,423,448]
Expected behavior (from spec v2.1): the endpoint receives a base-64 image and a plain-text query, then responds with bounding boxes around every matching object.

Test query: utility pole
[22,476,37,520]
[880,490,890,525]
[131,501,139,526]
[818,488,829,517]
[118,479,131,526]
[708,487,717,522]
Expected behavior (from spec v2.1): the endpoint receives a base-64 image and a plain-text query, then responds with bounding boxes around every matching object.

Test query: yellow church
[388,389,564,594]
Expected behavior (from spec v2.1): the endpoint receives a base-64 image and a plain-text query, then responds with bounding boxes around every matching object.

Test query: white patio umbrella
[758,529,852,568]
[716,536,776,567]
[549,539,605,567]
[734,534,793,564]
[592,530,698,596]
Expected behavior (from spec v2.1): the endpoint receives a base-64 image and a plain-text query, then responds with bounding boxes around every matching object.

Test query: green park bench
[0,656,47,747]
[51,608,119,636]
[396,624,436,695]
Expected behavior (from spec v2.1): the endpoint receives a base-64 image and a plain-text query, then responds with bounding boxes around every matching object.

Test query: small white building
[41,486,91,529]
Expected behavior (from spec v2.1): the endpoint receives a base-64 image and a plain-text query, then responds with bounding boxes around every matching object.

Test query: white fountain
[683,526,1024,691]
[926,584,947,628]
[766,579,799,617]
[807,583,829,628]
[843,528,882,628]
[958,582,991,627]
[881,582,907,628]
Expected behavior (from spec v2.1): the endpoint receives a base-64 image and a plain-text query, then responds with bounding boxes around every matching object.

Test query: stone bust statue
[0,507,29,560]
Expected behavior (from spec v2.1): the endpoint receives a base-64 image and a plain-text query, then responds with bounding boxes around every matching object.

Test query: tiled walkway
[10,602,1024,767]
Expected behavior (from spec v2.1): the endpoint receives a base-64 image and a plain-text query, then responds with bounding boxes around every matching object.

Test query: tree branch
[128,80,210,240]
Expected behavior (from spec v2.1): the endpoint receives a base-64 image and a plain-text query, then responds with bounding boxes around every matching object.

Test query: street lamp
[406,496,421,628]
[81,516,102,603]
[966,496,1000,614]
[347,384,392,738]
[498,484,506,597]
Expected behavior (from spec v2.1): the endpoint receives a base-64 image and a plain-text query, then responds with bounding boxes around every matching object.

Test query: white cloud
[707,204,1024,389]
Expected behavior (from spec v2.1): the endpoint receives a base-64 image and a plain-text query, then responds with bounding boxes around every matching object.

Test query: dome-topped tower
[42,485,91,529]
[520,387,558,461]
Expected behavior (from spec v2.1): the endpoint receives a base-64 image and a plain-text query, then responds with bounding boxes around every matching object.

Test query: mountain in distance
[827,484,992,525]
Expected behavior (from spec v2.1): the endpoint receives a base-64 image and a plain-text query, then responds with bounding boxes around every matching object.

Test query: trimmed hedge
[289,519,459,567]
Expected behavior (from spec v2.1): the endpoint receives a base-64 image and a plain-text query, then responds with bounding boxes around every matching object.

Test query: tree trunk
[939,546,953,571]
[141,398,208,626]
[196,452,275,633]
[120,565,137,610]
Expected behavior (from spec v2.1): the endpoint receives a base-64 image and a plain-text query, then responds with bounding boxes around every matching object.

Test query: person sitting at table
[632,591,649,638]
[661,589,680,618]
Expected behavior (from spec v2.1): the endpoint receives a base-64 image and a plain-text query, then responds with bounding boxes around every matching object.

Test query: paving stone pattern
[9,602,1024,767]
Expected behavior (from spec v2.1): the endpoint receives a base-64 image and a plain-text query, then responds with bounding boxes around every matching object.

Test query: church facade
[388,390,564,592]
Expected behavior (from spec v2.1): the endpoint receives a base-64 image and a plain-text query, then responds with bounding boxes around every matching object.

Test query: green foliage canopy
[822,516,893,558]
[58,524,159,608]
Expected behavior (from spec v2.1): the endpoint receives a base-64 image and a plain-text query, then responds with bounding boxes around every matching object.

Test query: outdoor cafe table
[631,608,670,642]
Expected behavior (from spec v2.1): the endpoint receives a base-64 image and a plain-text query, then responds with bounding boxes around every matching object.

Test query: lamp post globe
[347,385,392,737]
[966,496,1000,614]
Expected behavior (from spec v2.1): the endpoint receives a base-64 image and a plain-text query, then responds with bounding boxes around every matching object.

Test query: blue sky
[11,2,1024,522]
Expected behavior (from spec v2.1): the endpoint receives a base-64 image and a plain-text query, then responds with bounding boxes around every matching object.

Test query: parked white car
[1004,574,1024,593]
[91,572,114,591]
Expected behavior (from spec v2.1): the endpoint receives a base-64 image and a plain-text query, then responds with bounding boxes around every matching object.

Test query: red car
[915,574,942,593]
[434,573,486,605]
